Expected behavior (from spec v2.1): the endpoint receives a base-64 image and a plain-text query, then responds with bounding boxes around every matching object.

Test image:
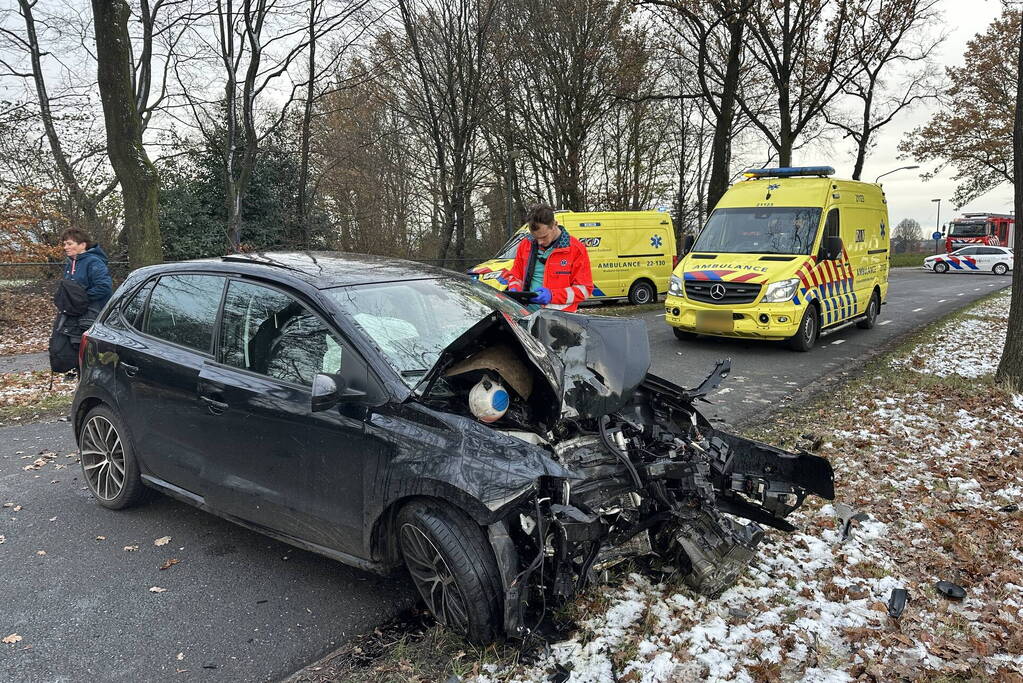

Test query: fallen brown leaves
[0,291,52,355]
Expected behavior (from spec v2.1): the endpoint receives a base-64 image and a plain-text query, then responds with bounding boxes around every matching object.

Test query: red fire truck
[945,213,1015,253]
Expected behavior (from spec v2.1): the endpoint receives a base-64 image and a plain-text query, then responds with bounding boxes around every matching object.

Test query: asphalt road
[642,268,1012,426]
[0,267,1010,682]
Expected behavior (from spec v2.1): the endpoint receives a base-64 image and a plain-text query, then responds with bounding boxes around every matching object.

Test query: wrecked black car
[72,253,834,643]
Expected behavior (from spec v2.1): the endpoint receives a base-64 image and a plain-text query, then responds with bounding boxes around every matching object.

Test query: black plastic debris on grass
[999,503,1019,513]
[935,581,966,600]
[887,588,908,618]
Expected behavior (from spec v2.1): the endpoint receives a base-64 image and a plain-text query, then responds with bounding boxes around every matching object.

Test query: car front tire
[397,500,503,643]
[787,305,819,352]
[933,262,949,274]
[993,263,1009,276]
[628,280,656,305]
[78,405,147,510]
[857,292,879,329]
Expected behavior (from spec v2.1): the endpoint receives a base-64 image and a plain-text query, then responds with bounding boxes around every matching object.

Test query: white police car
[923,246,1014,275]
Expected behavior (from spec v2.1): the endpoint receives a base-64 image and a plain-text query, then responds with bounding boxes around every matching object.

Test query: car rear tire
[993,263,1009,276]
[628,280,656,305]
[672,327,698,342]
[397,500,503,643]
[78,405,146,510]
[787,305,819,352]
[856,292,879,329]
[933,262,949,274]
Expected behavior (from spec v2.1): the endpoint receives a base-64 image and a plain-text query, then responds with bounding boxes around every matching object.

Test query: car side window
[120,279,155,330]
[220,280,342,387]
[977,247,1002,255]
[957,247,980,255]
[143,275,225,352]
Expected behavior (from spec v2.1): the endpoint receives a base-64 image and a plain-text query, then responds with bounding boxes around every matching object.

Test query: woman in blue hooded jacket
[61,228,113,311]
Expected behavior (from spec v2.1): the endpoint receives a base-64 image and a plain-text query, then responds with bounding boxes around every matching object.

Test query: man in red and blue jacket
[504,204,593,313]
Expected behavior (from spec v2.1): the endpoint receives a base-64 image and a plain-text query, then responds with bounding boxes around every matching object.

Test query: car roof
[144,252,458,289]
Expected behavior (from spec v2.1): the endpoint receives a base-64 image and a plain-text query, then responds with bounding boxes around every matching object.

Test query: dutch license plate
[696,310,733,333]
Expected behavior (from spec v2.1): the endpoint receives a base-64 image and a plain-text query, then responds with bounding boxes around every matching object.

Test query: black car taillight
[78,332,89,368]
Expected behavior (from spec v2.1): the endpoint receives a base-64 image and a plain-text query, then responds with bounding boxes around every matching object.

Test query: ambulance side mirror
[682,234,695,255]
[822,236,843,261]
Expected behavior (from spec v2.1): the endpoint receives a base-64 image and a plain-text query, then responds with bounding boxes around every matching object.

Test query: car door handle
[121,363,139,377]
[200,395,229,414]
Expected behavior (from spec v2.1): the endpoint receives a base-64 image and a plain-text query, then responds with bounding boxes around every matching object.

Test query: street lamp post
[932,198,942,254]
[874,165,920,183]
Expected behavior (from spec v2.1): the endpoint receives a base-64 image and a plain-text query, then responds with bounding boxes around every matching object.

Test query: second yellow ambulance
[664,167,890,351]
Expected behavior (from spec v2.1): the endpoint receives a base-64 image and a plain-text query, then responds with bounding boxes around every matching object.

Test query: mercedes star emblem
[710,283,727,300]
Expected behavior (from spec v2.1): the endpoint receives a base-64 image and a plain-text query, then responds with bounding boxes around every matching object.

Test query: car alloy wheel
[399,523,470,632]
[80,415,126,501]
[933,262,949,274]
[993,263,1008,276]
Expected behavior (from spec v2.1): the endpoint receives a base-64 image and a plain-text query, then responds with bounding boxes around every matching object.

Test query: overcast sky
[820,0,1013,237]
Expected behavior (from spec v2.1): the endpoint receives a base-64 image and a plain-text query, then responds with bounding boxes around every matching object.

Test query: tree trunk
[995,16,1023,386]
[297,0,318,248]
[92,0,162,267]
[706,8,745,212]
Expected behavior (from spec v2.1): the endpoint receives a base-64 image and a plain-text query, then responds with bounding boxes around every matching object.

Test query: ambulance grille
[685,281,762,304]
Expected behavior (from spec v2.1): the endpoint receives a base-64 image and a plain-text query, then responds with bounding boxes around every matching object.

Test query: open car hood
[417,309,651,421]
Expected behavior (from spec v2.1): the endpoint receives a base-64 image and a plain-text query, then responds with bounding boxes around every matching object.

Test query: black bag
[54,279,90,317]
[49,314,79,373]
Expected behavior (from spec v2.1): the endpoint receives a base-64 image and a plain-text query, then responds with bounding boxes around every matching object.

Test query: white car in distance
[923,246,1014,275]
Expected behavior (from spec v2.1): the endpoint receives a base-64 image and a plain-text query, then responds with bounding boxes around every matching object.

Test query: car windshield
[692,207,822,255]
[949,221,987,237]
[495,232,526,260]
[326,278,526,386]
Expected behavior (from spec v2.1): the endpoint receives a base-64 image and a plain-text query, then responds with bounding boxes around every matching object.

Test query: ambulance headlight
[761,278,800,303]
[668,274,684,296]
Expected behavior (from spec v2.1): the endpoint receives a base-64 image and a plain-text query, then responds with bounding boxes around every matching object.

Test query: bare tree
[393,0,500,264]
[739,0,858,166]
[826,0,944,180]
[92,0,163,266]
[507,0,629,211]
[643,0,753,213]
[1,0,114,236]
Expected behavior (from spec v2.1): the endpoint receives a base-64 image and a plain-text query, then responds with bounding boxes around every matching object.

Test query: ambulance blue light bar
[742,166,835,179]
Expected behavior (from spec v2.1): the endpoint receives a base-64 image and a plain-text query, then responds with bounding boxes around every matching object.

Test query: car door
[195,279,381,555]
[974,247,1002,271]
[116,273,226,492]
[949,246,982,274]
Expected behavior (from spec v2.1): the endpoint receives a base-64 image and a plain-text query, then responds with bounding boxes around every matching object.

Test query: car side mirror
[311,373,368,412]
[682,234,695,255]
[822,236,843,261]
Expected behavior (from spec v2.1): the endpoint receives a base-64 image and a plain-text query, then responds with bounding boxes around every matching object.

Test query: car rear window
[120,279,155,329]
[143,274,225,353]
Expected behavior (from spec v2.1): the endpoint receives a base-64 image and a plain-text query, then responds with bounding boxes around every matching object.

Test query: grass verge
[0,370,75,427]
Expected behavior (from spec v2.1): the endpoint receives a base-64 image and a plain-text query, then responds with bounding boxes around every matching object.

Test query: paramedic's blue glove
[530,287,552,305]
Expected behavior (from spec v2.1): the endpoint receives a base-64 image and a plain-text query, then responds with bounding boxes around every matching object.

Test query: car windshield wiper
[401,369,428,378]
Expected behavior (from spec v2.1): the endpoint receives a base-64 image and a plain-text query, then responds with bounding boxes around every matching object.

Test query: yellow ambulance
[469,210,677,305]
[664,167,890,351]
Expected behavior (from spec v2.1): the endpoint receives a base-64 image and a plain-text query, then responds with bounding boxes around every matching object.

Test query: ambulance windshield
[693,207,822,255]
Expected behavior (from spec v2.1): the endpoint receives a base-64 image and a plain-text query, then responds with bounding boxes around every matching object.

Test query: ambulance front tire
[787,305,819,352]
[672,327,698,342]
[628,280,656,305]
[993,263,1009,276]
[856,292,879,329]
[933,262,949,274]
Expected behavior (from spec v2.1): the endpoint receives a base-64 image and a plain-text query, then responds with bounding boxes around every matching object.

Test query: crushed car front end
[481,364,834,636]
